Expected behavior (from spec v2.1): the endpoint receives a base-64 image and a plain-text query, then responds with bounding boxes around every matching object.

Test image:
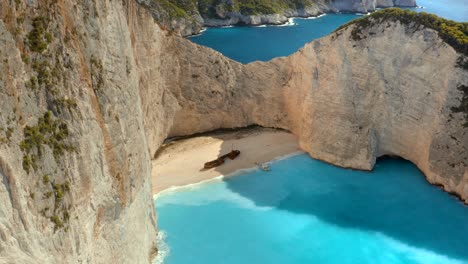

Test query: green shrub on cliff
[336,9,468,56]
[20,111,74,173]
[50,215,64,230]
[27,16,50,53]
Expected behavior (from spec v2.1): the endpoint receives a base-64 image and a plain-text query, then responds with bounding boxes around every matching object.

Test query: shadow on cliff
[215,149,468,260]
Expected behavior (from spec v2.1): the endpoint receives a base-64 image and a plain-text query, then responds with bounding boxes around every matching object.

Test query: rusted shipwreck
[204,150,240,169]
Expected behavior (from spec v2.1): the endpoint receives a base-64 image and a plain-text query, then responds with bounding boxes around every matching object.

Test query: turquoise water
[189,0,467,64]
[189,14,360,64]
[157,2,468,263]
[155,154,468,264]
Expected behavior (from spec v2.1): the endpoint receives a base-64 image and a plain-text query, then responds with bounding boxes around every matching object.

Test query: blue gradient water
[189,0,467,64]
[189,14,360,64]
[156,155,468,264]
[157,2,468,263]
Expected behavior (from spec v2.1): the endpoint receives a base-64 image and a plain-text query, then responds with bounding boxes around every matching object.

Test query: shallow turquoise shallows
[158,2,468,263]
[155,155,468,264]
[189,0,467,64]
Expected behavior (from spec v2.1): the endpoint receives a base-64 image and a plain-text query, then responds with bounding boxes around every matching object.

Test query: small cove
[155,2,468,263]
[189,0,467,64]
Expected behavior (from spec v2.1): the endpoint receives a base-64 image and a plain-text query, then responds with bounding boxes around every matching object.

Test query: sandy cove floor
[152,128,301,194]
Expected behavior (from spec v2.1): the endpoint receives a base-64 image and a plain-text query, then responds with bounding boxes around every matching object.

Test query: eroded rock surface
[0,1,465,263]
[154,19,467,204]
[0,1,158,263]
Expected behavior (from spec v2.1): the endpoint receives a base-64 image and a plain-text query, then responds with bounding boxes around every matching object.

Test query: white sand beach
[152,128,301,194]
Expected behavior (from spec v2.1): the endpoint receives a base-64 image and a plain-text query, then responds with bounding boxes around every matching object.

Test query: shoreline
[152,128,301,195]
[186,5,420,37]
[153,151,304,199]
[187,13,326,37]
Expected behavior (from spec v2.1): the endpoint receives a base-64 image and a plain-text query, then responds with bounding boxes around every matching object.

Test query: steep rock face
[0,0,159,263]
[329,0,376,13]
[394,0,418,6]
[151,16,468,204]
[203,12,291,27]
[0,1,465,263]
[281,24,467,197]
[329,0,417,12]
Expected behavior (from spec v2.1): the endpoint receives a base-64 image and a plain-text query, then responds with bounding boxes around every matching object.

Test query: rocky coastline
[139,0,417,36]
[0,1,465,263]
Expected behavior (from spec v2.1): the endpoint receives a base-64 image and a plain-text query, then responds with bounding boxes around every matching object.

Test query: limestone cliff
[152,10,468,207]
[141,0,417,36]
[0,2,466,264]
[0,0,159,263]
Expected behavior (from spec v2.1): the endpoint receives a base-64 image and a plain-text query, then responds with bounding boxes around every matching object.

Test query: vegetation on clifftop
[157,0,196,19]
[336,9,468,56]
[202,0,324,16]
[153,0,326,18]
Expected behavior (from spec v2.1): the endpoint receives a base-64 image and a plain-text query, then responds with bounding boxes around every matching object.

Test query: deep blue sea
[155,2,468,263]
[189,14,360,64]
[156,155,468,264]
[189,0,468,64]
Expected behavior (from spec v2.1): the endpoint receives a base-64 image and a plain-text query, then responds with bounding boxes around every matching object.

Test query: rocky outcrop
[143,0,417,36]
[152,13,468,207]
[0,2,465,264]
[329,0,417,13]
